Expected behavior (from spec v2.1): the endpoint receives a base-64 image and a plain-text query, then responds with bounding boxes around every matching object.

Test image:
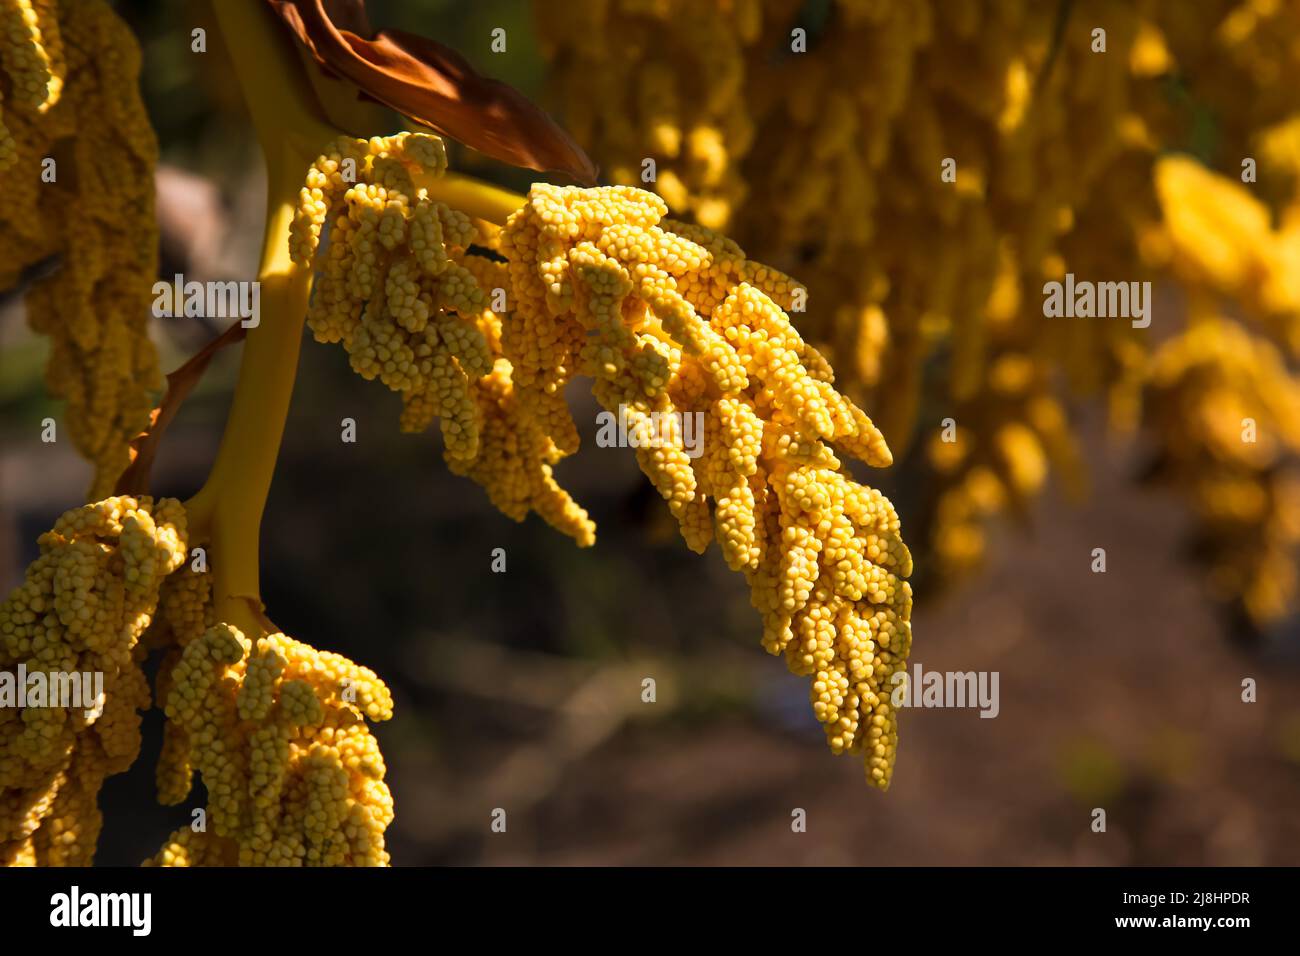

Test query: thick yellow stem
[185,192,307,628]
[185,1,328,634]
[416,170,524,226]
[208,0,336,152]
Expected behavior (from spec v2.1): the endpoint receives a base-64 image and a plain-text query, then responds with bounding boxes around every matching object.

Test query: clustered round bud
[0,496,188,865]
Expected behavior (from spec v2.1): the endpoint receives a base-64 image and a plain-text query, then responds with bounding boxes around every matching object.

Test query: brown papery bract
[265,0,598,183]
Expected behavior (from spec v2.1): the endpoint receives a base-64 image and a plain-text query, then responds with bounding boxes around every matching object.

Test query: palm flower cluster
[538,0,1300,630]
[295,151,915,786]
[0,497,187,866]
[499,185,912,785]
[148,620,393,867]
[0,0,161,498]
[0,499,397,867]
[291,133,603,541]
[291,132,501,459]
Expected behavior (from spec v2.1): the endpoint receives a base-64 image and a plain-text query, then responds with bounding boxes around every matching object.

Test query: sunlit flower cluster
[499,184,912,786]
[297,164,917,785]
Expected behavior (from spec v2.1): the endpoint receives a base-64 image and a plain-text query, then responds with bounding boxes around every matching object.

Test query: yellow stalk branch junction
[185,0,523,639]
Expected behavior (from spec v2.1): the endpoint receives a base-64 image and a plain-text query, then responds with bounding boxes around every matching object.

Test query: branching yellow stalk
[414,169,523,226]
[183,1,324,638]
[185,1,523,638]
[183,195,306,638]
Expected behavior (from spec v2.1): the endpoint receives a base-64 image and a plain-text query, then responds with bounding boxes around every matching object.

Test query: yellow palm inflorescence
[292,133,497,460]
[1,495,397,867]
[1144,318,1300,624]
[0,0,63,166]
[292,132,601,544]
[295,130,916,786]
[498,184,912,786]
[147,623,394,867]
[0,496,188,866]
[0,0,161,499]
[536,0,1158,585]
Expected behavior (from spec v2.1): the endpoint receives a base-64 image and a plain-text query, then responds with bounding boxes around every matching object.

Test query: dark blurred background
[1,1,1298,866]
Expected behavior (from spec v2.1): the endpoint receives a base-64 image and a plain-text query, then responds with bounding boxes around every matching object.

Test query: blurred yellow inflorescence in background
[0,0,161,499]
[537,0,1300,629]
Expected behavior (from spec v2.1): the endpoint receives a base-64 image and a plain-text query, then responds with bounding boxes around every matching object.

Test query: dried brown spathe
[265,0,597,183]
